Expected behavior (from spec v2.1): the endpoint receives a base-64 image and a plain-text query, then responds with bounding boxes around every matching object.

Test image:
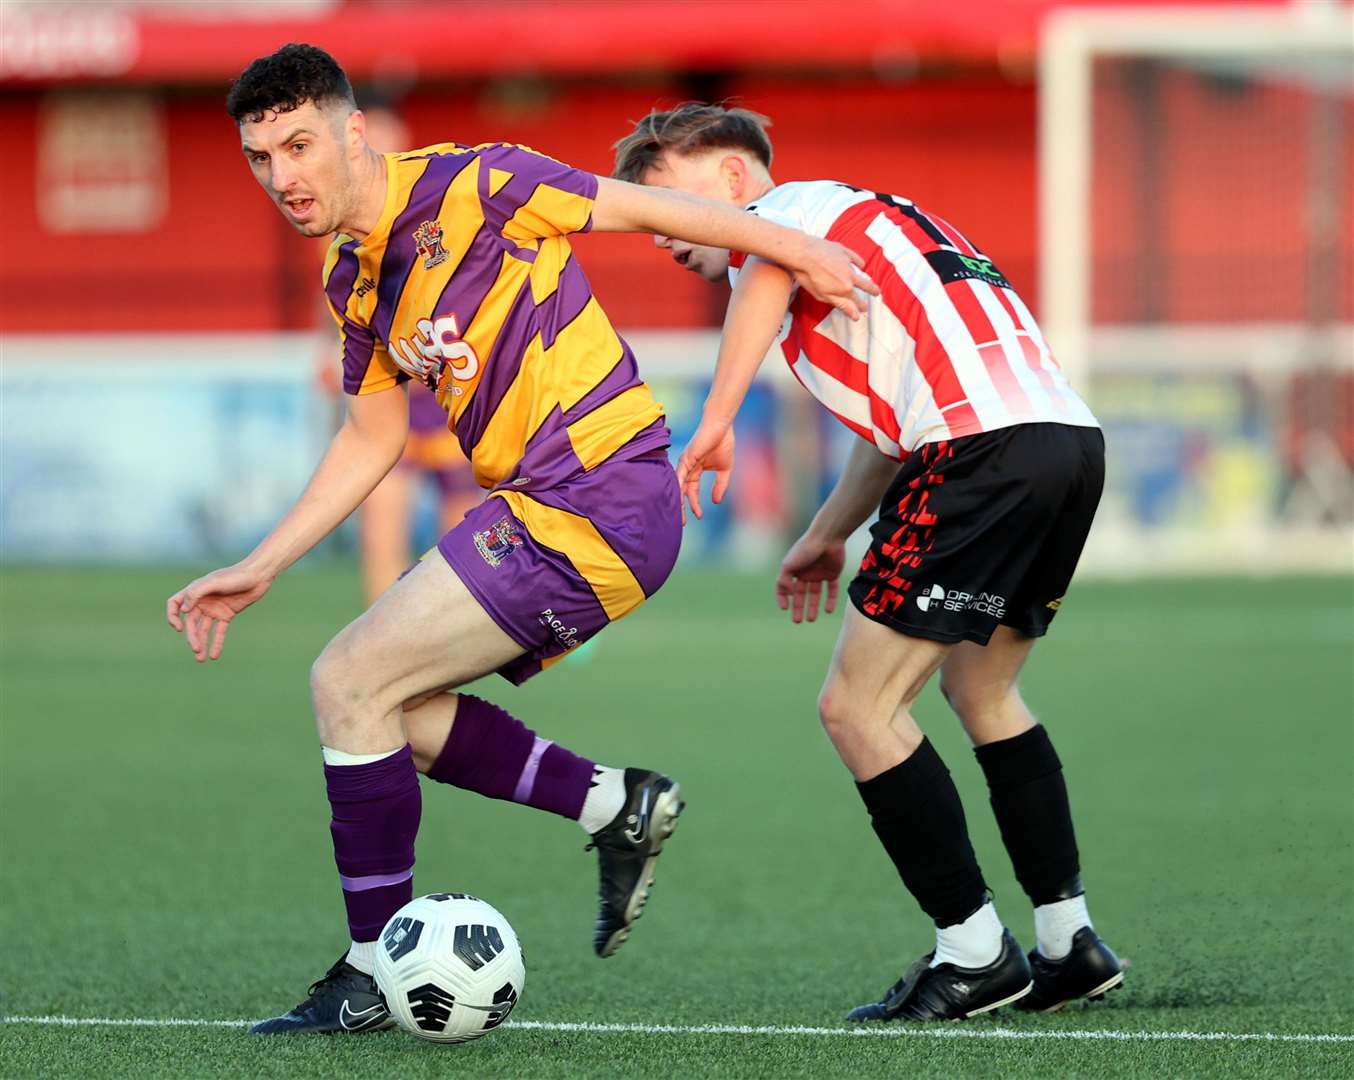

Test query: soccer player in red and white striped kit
[615,105,1124,1021]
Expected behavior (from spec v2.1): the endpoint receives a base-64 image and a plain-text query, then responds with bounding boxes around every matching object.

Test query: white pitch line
[3,1015,1353,1044]
[5,1017,250,1029]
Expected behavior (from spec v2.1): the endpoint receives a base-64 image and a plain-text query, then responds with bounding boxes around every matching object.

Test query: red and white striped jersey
[730,181,1098,458]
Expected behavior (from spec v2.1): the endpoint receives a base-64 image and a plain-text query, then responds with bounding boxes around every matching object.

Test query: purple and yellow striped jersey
[321,142,667,490]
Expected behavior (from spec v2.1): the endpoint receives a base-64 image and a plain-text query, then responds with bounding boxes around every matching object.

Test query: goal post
[1039,3,1354,573]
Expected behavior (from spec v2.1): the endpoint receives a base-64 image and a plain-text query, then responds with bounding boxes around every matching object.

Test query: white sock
[346,938,377,975]
[1034,894,1092,960]
[578,765,626,834]
[931,900,1004,969]
[321,745,403,766]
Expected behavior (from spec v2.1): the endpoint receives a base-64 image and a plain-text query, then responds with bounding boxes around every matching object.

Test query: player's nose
[270,160,296,192]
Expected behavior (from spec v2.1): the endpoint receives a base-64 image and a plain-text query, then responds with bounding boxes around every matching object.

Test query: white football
[373,893,525,1043]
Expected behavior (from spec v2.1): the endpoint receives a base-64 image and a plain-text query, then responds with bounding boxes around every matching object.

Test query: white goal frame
[1037,4,1354,574]
[1039,2,1354,389]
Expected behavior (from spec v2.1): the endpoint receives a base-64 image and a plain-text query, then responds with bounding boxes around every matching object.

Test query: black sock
[974,724,1082,905]
[855,738,988,927]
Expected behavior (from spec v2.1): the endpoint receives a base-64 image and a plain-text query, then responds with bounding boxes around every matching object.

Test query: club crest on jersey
[413,220,449,269]
[473,515,524,568]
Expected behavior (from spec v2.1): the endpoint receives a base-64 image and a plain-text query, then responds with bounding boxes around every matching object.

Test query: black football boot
[250,954,393,1034]
[847,929,1033,1021]
[587,769,684,957]
[1015,926,1124,1012]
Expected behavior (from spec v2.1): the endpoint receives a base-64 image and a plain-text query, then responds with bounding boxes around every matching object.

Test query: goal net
[1039,4,1353,574]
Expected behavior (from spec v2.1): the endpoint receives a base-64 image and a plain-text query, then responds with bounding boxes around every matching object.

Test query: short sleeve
[744,198,804,233]
[326,300,407,396]
[475,143,599,244]
[727,197,810,286]
[322,239,407,395]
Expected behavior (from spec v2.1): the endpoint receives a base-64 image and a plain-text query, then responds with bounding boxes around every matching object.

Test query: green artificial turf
[1,565,1351,1078]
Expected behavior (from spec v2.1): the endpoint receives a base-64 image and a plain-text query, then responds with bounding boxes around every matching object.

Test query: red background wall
[2,70,1349,333]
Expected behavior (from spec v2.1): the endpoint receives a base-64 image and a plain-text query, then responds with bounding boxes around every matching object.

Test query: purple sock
[324,744,421,942]
[426,694,594,820]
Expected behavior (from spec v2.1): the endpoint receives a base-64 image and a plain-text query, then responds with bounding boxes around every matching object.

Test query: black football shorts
[848,423,1105,645]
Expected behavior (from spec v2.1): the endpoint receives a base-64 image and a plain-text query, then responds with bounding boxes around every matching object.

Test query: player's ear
[346,108,366,157]
[721,153,749,201]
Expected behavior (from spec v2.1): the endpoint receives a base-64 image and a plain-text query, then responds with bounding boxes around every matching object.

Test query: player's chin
[292,219,333,238]
[281,210,331,238]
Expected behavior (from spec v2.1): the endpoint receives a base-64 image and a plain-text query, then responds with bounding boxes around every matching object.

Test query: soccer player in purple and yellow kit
[164,46,875,1035]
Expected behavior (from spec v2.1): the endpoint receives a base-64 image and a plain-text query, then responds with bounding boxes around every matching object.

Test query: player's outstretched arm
[776,438,900,624]
[165,385,410,662]
[676,259,794,521]
[589,177,877,319]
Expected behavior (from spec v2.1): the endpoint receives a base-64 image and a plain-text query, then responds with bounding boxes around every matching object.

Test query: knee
[817,677,863,745]
[941,672,1032,742]
[310,638,379,745]
[940,673,1006,729]
[938,672,978,724]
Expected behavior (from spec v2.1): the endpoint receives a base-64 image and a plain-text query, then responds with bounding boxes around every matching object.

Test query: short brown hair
[612,103,773,183]
[226,43,355,124]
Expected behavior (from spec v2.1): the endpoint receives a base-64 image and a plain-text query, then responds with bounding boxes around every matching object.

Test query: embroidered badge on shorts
[473,515,524,568]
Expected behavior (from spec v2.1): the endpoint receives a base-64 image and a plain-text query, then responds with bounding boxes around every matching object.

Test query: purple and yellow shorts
[437,447,682,684]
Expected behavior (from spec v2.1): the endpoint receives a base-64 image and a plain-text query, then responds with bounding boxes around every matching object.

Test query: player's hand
[165,563,274,663]
[776,530,846,624]
[791,238,878,321]
[674,419,735,523]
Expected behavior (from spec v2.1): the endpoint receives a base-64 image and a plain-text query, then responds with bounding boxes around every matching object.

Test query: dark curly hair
[613,103,772,183]
[226,43,355,124]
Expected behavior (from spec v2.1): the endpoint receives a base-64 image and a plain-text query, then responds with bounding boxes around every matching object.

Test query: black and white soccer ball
[373,893,525,1043]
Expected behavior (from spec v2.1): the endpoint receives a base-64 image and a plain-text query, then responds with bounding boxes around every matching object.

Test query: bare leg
[310,555,522,754]
[817,606,951,781]
[404,691,458,773]
[318,547,643,842]
[823,607,1023,1014]
[938,626,1039,747]
[941,626,1097,966]
[818,607,996,932]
